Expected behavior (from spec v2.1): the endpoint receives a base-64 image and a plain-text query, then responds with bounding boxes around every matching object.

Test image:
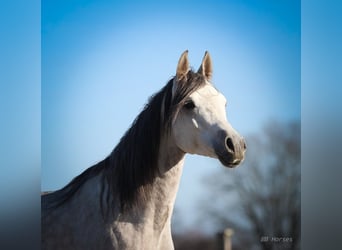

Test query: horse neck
[158,134,185,199]
[146,134,185,230]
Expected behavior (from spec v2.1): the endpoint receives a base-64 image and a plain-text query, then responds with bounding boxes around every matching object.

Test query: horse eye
[184,100,195,110]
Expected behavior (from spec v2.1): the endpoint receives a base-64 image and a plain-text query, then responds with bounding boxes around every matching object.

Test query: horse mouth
[219,158,241,168]
[216,152,243,168]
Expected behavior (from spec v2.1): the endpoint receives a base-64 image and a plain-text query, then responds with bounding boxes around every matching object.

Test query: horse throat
[149,135,185,233]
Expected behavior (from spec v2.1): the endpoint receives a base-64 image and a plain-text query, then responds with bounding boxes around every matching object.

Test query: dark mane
[42,70,206,212]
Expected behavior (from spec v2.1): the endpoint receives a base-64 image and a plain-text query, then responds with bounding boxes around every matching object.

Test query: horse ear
[176,50,189,80]
[198,51,212,80]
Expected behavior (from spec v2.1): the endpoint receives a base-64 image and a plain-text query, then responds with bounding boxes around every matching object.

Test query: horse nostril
[226,137,235,153]
[243,141,247,150]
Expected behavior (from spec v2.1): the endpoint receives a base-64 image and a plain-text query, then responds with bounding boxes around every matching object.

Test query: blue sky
[41,0,300,231]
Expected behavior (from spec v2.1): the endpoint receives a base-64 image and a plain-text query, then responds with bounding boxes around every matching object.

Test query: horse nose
[225,137,235,153]
[242,138,247,151]
[215,130,246,167]
[225,136,246,156]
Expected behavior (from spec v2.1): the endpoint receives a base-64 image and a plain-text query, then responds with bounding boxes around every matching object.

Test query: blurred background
[42,0,300,249]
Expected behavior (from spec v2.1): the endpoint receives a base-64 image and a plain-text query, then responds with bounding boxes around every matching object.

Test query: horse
[41,51,246,250]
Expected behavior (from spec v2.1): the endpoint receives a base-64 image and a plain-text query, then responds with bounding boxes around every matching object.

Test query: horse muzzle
[214,130,246,168]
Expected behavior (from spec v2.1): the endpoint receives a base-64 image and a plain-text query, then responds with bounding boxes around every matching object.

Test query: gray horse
[41,51,246,250]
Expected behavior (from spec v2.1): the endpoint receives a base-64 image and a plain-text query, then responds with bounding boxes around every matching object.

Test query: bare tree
[201,120,300,250]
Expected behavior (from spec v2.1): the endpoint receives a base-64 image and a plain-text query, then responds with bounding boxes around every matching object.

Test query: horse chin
[217,154,242,168]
